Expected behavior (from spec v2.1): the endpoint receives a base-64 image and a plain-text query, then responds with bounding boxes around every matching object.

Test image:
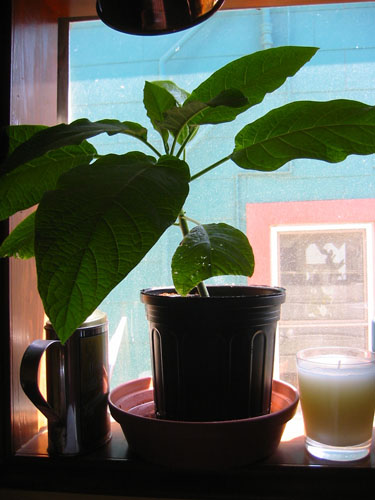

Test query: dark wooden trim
[38,0,375,21]
[8,0,59,455]
[57,18,70,123]
[36,0,375,19]
[223,0,375,7]
[0,1,11,463]
[56,15,98,124]
[43,0,97,18]
[0,221,10,462]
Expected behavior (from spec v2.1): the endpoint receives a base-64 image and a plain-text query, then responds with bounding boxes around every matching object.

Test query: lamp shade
[96,0,226,35]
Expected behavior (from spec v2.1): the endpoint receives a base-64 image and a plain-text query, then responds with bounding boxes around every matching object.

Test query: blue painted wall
[69,3,375,386]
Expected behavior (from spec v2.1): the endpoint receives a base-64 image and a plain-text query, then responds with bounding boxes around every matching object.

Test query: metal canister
[20,310,111,455]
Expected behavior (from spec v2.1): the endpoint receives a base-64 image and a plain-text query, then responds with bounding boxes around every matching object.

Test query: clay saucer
[108,377,299,471]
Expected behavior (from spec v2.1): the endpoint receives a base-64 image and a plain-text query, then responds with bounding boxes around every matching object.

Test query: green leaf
[171,223,254,296]
[0,142,96,220]
[162,89,248,140]
[6,125,47,155]
[0,119,148,175]
[186,46,318,125]
[0,212,35,259]
[151,81,190,106]
[232,99,375,171]
[144,81,196,147]
[145,83,248,147]
[162,102,206,137]
[35,152,190,343]
[144,81,177,147]
[144,81,178,123]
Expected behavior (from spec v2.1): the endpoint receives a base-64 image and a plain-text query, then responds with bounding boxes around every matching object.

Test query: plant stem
[170,133,179,157]
[183,215,201,225]
[175,128,197,158]
[190,155,232,181]
[178,211,210,298]
[178,211,190,235]
[196,282,210,297]
[140,139,162,157]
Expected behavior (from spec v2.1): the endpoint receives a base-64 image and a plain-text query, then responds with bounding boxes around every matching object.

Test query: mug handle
[20,339,61,423]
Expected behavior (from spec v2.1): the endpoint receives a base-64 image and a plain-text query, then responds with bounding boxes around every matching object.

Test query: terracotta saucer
[108,377,299,471]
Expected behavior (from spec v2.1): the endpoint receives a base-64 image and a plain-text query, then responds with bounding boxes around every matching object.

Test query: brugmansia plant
[1,46,375,343]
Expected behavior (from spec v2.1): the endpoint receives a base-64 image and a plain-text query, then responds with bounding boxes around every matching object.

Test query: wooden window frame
[1,0,375,497]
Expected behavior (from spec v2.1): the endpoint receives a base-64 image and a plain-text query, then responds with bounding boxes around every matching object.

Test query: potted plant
[1,46,375,421]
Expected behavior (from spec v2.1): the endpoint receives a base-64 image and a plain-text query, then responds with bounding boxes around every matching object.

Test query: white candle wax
[298,353,375,447]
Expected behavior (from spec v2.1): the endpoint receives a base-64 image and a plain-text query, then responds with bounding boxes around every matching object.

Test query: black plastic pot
[141,285,286,422]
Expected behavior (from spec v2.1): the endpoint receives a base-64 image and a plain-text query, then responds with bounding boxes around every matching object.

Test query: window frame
[2,0,375,496]
[272,222,374,381]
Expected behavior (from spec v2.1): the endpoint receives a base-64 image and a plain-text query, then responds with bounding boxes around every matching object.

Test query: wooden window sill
[3,418,375,499]
[14,416,375,467]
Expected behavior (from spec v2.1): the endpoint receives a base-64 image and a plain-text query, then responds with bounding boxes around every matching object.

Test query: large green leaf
[0,211,35,259]
[35,152,190,343]
[186,46,318,125]
[6,125,47,155]
[0,142,96,220]
[171,223,254,296]
[232,99,375,171]
[0,119,148,175]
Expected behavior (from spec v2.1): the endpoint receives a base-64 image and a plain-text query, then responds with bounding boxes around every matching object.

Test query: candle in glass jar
[297,350,375,447]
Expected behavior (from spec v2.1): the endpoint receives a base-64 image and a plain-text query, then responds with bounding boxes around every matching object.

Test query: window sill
[3,418,375,499]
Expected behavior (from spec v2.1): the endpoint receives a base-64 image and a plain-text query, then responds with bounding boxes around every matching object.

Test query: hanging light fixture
[96,0,226,36]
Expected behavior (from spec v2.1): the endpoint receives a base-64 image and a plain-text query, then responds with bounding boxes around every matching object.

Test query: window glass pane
[69,2,375,390]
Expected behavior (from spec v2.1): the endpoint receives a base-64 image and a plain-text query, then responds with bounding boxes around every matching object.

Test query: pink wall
[246,199,375,285]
